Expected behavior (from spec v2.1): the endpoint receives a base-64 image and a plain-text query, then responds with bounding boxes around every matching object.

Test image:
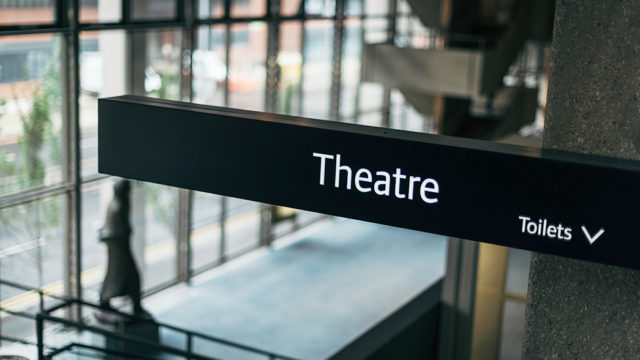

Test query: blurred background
[0,0,554,359]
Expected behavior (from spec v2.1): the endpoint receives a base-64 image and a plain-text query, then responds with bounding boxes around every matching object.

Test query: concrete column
[523,1,640,358]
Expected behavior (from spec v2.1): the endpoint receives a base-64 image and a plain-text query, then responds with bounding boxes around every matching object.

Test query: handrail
[36,297,298,360]
[37,312,221,360]
[52,298,298,360]
[1,333,60,354]
[1,334,38,347]
[46,342,165,360]
[1,279,297,360]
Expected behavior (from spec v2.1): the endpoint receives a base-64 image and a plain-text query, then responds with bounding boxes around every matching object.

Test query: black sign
[99,95,640,270]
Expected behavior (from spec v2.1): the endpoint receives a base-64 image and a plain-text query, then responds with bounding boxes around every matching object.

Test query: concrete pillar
[523,1,640,358]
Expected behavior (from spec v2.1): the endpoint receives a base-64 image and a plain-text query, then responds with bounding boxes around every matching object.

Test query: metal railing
[36,298,299,360]
[0,279,297,360]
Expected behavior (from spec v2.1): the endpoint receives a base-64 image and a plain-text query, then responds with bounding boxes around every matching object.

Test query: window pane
[340,20,362,120]
[277,21,302,116]
[81,178,114,302]
[358,83,384,113]
[281,0,301,17]
[80,0,122,23]
[230,0,266,17]
[228,22,267,111]
[224,198,260,258]
[191,191,222,271]
[0,194,65,343]
[302,20,333,119]
[135,182,178,291]
[131,29,183,101]
[193,25,227,106]
[345,0,363,17]
[365,0,389,16]
[79,30,127,178]
[0,195,65,289]
[363,17,388,43]
[131,0,177,21]
[197,0,225,18]
[306,0,335,17]
[0,1,55,25]
[0,34,63,196]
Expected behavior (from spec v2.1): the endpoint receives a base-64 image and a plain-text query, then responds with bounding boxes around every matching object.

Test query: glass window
[0,0,381,346]
[0,34,63,196]
[81,178,114,302]
[358,83,384,113]
[363,17,389,43]
[302,20,333,119]
[365,0,388,16]
[131,29,183,100]
[135,182,179,291]
[306,0,335,17]
[224,198,260,258]
[79,30,127,178]
[193,25,227,106]
[131,0,177,21]
[191,191,222,272]
[197,0,225,19]
[345,0,363,17]
[80,0,122,23]
[0,194,65,345]
[192,25,227,106]
[228,22,267,111]
[397,0,411,14]
[0,195,65,291]
[340,20,362,120]
[277,21,303,116]
[230,0,266,18]
[281,0,301,17]
[0,0,55,26]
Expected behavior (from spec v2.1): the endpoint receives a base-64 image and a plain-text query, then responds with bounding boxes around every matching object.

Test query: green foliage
[0,44,61,193]
[19,88,50,188]
[0,44,62,288]
[153,71,178,100]
[283,84,295,115]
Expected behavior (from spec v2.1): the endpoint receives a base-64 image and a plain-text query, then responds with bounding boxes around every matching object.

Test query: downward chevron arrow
[581,226,605,245]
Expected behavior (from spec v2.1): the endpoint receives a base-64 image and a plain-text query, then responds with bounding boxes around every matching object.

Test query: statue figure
[98,179,150,320]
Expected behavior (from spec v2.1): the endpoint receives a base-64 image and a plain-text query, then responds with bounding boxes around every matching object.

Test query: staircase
[361,0,542,137]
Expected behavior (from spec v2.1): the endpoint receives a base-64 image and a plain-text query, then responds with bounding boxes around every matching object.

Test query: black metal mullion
[352,0,365,123]
[221,0,231,265]
[382,0,397,128]
[223,0,231,106]
[56,0,67,28]
[298,19,306,115]
[62,0,83,322]
[265,0,279,113]
[122,0,131,23]
[330,0,345,121]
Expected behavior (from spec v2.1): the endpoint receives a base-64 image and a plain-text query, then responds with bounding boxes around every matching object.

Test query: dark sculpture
[98,179,150,320]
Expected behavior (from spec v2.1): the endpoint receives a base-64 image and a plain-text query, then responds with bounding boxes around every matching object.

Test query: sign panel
[98,95,640,270]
